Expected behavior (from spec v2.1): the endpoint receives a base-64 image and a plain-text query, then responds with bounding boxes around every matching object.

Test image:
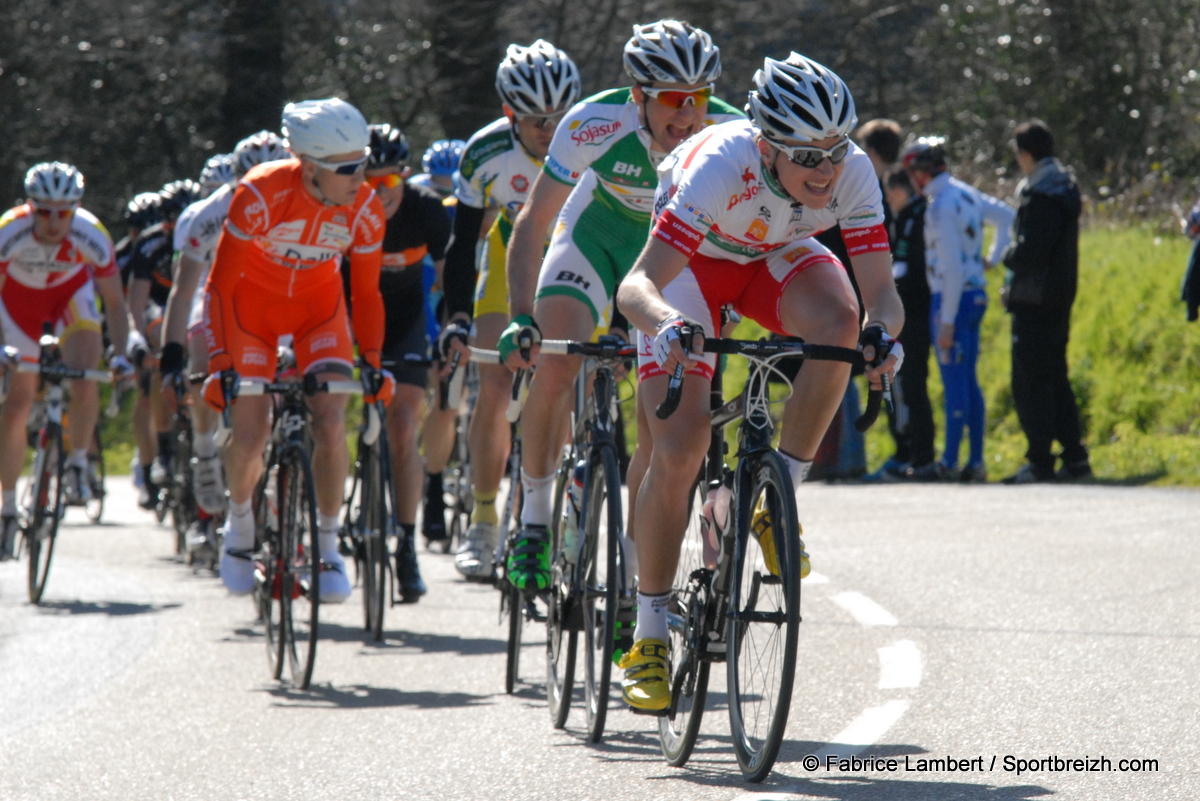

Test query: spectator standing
[1179,195,1200,322]
[903,137,1013,482]
[1001,119,1092,483]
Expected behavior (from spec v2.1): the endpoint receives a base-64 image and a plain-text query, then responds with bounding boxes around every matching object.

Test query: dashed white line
[878,639,922,689]
[813,700,911,760]
[832,590,898,627]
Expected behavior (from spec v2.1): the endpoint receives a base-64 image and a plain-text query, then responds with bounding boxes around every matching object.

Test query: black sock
[142,463,155,489]
[425,473,443,505]
[157,432,173,463]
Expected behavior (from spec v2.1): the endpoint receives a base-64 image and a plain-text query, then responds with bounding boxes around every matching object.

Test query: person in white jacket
[903,137,1013,482]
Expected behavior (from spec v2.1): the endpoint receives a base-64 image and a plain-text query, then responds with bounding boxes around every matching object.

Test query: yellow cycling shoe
[619,638,670,714]
[750,496,810,579]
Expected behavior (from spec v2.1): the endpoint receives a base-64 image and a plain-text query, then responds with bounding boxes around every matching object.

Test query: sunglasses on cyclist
[368,173,404,191]
[640,84,714,110]
[516,112,566,131]
[31,204,78,219]
[306,149,371,176]
[775,137,852,169]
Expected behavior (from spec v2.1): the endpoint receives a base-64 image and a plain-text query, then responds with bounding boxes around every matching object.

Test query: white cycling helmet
[746,53,857,144]
[623,20,721,86]
[281,98,370,160]
[495,40,581,116]
[25,162,85,203]
[199,153,237,192]
[232,130,288,175]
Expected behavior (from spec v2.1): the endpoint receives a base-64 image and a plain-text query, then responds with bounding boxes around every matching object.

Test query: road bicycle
[541,335,636,743]
[159,375,200,559]
[655,335,882,782]
[221,366,361,689]
[3,332,112,604]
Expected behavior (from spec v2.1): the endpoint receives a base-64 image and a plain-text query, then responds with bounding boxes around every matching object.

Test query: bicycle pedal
[627,705,670,718]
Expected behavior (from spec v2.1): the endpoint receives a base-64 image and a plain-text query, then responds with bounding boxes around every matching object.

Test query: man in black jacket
[1002,120,1091,483]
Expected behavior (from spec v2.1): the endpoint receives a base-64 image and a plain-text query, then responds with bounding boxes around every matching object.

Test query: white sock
[226,499,255,550]
[70,448,88,469]
[318,514,340,555]
[778,450,812,488]
[519,470,555,528]
[2,489,16,518]
[193,430,217,459]
[633,591,670,643]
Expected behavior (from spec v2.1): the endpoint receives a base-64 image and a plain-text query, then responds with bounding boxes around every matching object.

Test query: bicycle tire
[659,478,711,766]
[727,451,800,783]
[280,447,320,688]
[500,445,524,694]
[361,436,390,642]
[546,454,579,728]
[170,423,196,555]
[504,580,523,695]
[85,426,105,523]
[581,445,622,743]
[26,426,65,604]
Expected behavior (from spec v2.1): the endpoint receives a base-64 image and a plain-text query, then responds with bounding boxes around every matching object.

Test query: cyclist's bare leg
[306,371,350,519]
[187,335,215,436]
[62,327,102,463]
[520,294,594,485]
[420,402,456,476]
[0,371,38,493]
[624,396,651,544]
[774,261,860,460]
[632,372,711,595]
[467,313,512,506]
[224,395,271,506]
[387,383,425,526]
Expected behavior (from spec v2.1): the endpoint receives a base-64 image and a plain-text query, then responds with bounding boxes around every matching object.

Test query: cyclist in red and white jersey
[0,162,132,558]
[200,99,388,603]
[614,54,904,712]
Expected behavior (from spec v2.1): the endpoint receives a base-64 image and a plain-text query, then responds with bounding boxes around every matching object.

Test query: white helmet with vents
[623,20,721,86]
[746,53,857,144]
[199,154,237,192]
[232,130,288,175]
[281,98,370,159]
[495,40,581,115]
[25,162,85,203]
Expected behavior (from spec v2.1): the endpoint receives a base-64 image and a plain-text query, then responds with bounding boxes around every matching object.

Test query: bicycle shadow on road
[33,599,182,617]
[260,682,492,712]
[316,620,509,656]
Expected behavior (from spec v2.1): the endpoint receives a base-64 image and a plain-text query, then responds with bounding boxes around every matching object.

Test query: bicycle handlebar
[16,361,113,383]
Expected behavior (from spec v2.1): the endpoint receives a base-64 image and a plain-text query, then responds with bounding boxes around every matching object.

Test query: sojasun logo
[569,117,622,146]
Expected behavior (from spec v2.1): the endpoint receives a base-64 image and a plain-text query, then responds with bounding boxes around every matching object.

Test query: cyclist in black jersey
[125,179,199,508]
[341,124,453,603]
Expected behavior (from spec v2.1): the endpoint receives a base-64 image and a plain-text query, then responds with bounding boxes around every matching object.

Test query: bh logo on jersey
[555,270,591,291]
[612,162,643,179]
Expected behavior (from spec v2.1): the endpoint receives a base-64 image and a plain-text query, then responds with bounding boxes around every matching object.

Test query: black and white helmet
[901,136,948,171]
[159,179,201,218]
[281,97,370,159]
[25,162,85,203]
[367,124,410,169]
[124,192,162,229]
[746,53,857,144]
[232,130,288,175]
[623,20,721,86]
[495,40,581,116]
[199,153,237,192]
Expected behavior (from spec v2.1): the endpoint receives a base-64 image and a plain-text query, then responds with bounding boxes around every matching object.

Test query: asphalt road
[1,479,1196,800]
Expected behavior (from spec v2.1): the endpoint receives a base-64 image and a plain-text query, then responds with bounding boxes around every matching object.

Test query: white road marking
[813,699,911,759]
[832,590,898,626]
[804,570,830,584]
[878,639,922,689]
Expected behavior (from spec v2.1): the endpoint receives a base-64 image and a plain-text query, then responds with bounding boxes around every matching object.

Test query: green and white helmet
[623,20,721,85]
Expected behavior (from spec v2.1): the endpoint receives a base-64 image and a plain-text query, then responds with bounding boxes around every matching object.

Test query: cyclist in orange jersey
[201,98,391,603]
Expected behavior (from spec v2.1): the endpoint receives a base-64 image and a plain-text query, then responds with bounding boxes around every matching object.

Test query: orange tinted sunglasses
[368,174,404,190]
[32,204,77,219]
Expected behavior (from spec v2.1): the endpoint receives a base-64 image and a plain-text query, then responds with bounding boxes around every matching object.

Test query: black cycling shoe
[395,534,427,603]
[421,496,447,546]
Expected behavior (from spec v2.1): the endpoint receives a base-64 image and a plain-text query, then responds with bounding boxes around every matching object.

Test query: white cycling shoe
[455,522,499,580]
[192,455,228,515]
[220,545,256,596]
[319,550,352,604]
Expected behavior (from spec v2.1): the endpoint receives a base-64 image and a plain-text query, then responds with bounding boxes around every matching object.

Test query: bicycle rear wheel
[659,478,711,766]
[546,454,579,728]
[280,448,320,688]
[26,426,65,604]
[171,423,196,557]
[85,426,105,523]
[581,445,623,743]
[727,451,800,783]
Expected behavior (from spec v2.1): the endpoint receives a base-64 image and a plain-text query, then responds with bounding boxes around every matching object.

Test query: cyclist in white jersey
[615,54,905,712]
[438,40,582,579]
[500,20,737,595]
[160,130,288,550]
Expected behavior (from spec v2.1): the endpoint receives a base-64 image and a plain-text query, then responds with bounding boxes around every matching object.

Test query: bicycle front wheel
[546,453,578,728]
[659,478,711,766]
[27,426,65,604]
[359,437,391,642]
[85,426,105,523]
[280,448,320,688]
[581,445,623,743]
[727,451,800,783]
